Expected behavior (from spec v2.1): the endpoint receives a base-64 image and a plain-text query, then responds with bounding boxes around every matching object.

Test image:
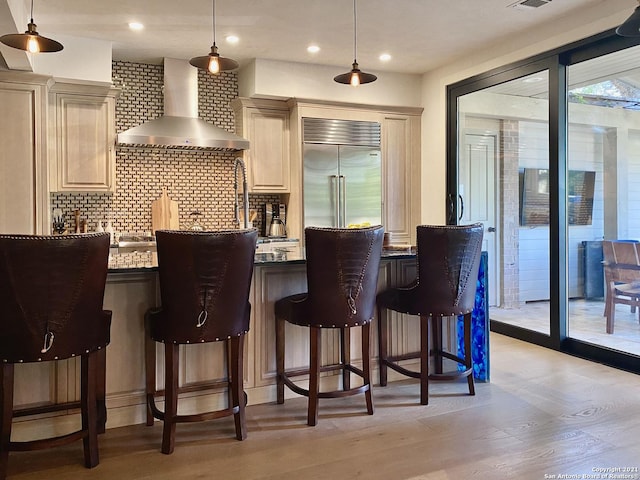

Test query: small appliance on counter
[117,233,156,253]
[263,203,287,238]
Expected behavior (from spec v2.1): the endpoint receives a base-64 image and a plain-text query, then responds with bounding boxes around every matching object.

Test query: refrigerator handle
[339,175,346,228]
[332,175,340,227]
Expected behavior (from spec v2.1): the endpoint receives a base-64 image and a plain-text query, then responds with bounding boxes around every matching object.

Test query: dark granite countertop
[107,246,416,274]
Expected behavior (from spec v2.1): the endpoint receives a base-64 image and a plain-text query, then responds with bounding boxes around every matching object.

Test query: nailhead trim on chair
[156,330,249,345]
[3,344,105,363]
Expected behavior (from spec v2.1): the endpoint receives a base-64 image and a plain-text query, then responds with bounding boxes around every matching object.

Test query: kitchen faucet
[234,157,249,229]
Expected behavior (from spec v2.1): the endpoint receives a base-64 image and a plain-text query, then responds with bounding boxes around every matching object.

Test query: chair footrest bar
[281,371,370,399]
[10,430,86,451]
[13,400,82,418]
[381,359,421,379]
[429,368,472,381]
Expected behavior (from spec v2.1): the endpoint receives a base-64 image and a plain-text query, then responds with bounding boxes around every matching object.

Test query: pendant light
[189,0,238,74]
[0,0,63,53]
[334,0,376,86]
[617,1,640,36]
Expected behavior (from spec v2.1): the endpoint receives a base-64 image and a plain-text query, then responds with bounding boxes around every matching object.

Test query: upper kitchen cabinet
[49,81,119,193]
[232,98,290,193]
[0,72,50,234]
[382,112,422,245]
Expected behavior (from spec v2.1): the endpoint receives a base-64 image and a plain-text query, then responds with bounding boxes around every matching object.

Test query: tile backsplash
[51,61,279,237]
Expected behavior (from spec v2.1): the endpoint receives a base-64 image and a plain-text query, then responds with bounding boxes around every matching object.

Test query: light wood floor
[7,333,640,480]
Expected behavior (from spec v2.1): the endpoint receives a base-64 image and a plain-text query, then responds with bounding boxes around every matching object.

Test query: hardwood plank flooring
[6,333,640,480]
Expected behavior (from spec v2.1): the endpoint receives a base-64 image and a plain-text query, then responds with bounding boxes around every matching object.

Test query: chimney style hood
[117,58,249,151]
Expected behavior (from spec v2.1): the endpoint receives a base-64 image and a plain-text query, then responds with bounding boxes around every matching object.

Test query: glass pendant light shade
[189,0,238,74]
[334,0,376,86]
[616,3,640,37]
[0,1,63,53]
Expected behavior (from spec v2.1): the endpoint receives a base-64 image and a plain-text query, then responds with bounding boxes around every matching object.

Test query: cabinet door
[382,115,421,245]
[0,81,46,234]
[247,109,290,192]
[56,93,115,192]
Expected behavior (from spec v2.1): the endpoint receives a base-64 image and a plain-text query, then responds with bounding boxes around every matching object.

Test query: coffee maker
[263,203,287,237]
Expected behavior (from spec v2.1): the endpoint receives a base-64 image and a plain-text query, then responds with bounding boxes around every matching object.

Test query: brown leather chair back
[0,233,111,363]
[413,224,484,316]
[152,229,258,343]
[305,226,384,327]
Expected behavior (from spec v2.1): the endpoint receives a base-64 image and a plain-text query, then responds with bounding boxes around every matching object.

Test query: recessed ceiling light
[226,35,239,44]
[522,76,544,83]
[379,53,391,62]
[307,45,320,54]
[128,22,144,31]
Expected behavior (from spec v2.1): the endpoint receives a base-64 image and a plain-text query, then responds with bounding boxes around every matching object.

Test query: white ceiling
[0,0,632,75]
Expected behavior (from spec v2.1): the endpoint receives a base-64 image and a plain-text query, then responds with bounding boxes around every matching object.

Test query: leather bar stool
[0,233,112,479]
[275,226,384,426]
[145,229,257,454]
[376,224,483,405]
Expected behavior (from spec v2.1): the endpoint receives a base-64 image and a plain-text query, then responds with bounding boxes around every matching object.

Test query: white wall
[238,58,422,108]
[0,0,112,83]
[29,34,112,84]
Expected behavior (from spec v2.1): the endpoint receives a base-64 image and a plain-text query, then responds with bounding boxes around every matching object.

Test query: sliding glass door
[448,31,640,371]
[456,71,551,336]
[567,44,640,356]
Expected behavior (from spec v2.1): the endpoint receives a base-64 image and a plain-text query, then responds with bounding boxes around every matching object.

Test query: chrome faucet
[233,157,249,229]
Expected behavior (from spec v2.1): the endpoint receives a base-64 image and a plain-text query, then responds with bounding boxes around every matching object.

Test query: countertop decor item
[333,0,377,86]
[151,188,179,233]
[189,0,239,74]
[0,0,63,53]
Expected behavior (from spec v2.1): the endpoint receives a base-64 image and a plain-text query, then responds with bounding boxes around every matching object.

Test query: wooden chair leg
[0,364,14,480]
[230,336,247,441]
[464,313,475,396]
[276,315,285,405]
[607,301,616,334]
[144,315,157,427]
[96,348,107,434]
[81,353,99,469]
[432,316,443,374]
[419,315,430,405]
[362,323,374,415]
[161,343,179,455]
[307,327,321,426]
[377,305,388,387]
[340,327,351,391]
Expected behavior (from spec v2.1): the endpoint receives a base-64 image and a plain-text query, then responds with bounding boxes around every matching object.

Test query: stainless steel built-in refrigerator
[303,118,381,229]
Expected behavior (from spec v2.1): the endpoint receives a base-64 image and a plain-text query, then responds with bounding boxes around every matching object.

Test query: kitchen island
[11,247,487,439]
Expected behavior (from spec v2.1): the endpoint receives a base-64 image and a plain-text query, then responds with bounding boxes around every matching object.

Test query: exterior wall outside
[500,120,520,308]
[459,89,640,302]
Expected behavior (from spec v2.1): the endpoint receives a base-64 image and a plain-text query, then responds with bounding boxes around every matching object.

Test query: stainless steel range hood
[117,58,249,151]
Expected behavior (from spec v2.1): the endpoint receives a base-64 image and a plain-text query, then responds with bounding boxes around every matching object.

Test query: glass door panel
[567,44,640,355]
[457,71,551,335]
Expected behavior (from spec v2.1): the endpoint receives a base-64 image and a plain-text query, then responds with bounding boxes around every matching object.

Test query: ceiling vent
[508,0,552,10]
